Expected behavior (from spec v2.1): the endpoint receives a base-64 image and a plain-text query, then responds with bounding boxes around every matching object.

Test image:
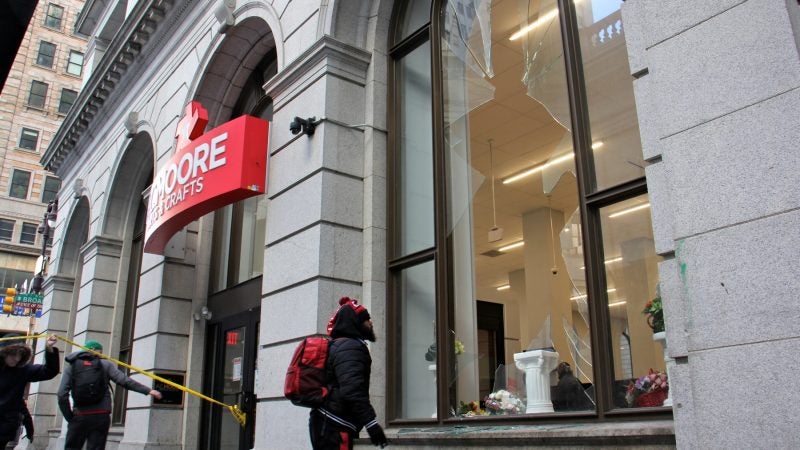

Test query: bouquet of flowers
[642,295,664,333]
[625,369,668,407]
[458,400,487,417]
[484,389,525,415]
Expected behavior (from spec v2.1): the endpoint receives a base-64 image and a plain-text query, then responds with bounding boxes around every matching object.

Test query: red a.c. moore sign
[144,101,269,254]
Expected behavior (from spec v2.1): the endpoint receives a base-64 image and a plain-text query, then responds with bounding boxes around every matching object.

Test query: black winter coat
[323,337,376,431]
[0,345,60,440]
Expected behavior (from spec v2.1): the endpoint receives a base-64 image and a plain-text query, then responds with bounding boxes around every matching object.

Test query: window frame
[41,176,61,203]
[28,81,48,109]
[44,3,65,30]
[18,128,40,151]
[20,222,37,245]
[9,169,32,200]
[0,220,13,241]
[386,0,668,425]
[58,88,78,114]
[36,41,57,68]
[66,50,84,77]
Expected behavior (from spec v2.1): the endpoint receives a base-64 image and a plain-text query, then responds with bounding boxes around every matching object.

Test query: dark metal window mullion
[430,0,455,423]
[556,0,616,417]
[386,16,435,421]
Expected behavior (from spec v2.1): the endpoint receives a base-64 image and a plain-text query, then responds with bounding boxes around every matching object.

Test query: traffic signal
[3,288,16,313]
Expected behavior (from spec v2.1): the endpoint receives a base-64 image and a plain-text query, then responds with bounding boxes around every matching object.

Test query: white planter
[652,331,673,407]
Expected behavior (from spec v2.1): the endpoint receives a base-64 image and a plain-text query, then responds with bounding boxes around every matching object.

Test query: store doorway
[477,301,506,399]
[206,308,259,449]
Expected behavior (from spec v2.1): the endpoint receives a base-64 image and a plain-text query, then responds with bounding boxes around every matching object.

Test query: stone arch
[58,196,90,276]
[102,131,154,238]
[193,14,278,125]
[327,0,395,52]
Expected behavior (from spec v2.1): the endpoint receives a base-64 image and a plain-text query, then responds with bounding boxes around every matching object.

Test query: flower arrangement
[642,295,664,333]
[625,369,668,407]
[424,339,465,361]
[454,339,465,356]
[483,389,525,415]
[458,400,487,417]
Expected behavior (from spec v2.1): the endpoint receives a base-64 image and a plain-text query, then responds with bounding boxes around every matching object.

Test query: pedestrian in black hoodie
[0,334,60,448]
[310,297,388,449]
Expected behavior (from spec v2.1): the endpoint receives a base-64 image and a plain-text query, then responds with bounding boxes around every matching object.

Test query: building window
[388,0,663,422]
[20,223,37,245]
[0,268,34,288]
[19,128,39,150]
[209,51,276,293]
[36,41,56,68]
[44,3,64,29]
[28,81,48,108]
[0,220,13,241]
[66,51,84,76]
[9,170,31,200]
[58,88,77,114]
[42,176,60,203]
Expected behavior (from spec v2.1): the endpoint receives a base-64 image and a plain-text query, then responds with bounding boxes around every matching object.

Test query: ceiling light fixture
[496,284,510,291]
[497,240,525,252]
[502,142,604,184]
[608,202,650,218]
[570,288,617,301]
[579,256,623,271]
[608,300,627,307]
[509,8,559,41]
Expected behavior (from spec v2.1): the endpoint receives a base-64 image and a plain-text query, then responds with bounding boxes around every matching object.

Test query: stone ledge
[358,420,675,448]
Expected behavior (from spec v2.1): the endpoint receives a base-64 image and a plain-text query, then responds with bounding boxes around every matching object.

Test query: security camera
[289,116,317,136]
[551,267,558,275]
[289,117,303,135]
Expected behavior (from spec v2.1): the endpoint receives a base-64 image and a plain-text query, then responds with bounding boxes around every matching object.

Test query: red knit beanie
[327,296,371,335]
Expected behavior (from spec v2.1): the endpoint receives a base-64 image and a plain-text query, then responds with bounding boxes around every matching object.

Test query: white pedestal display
[428,364,437,418]
[652,332,673,407]
[514,349,559,413]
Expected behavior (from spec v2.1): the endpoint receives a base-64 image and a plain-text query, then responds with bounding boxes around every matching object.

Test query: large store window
[388,0,665,422]
[209,51,276,293]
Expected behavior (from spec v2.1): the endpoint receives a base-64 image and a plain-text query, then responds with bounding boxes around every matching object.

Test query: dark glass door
[208,309,259,449]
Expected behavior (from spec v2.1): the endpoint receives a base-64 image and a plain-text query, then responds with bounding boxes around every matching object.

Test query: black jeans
[65,414,111,450]
[309,409,355,450]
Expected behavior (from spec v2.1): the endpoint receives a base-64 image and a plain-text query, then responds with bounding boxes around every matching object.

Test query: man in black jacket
[310,297,388,449]
[57,340,162,450]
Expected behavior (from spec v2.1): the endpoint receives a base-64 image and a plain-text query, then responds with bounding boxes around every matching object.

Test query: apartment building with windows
[0,1,86,295]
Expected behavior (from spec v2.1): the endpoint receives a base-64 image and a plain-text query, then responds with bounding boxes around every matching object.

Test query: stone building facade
[22,1,800,449]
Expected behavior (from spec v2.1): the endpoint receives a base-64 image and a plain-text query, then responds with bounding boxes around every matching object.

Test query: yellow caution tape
[0,333,246,428]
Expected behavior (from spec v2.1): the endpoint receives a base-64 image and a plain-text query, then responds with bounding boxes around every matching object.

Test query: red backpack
[284,336,331,407]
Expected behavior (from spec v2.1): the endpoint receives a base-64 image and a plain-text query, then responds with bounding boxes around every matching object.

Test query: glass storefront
[389,0,666,421]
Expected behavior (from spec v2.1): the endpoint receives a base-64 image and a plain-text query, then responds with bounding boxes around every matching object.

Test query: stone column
[258,36,374,445]
[117,227,198,450]
[521,207,572,361]
[23,275,76,449]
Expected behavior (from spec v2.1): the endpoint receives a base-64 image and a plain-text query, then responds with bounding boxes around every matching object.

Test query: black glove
[21,406,34,442]
[366,422,388,448]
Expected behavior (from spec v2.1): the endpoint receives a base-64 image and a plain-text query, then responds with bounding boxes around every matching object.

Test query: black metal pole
[31,199,57,294]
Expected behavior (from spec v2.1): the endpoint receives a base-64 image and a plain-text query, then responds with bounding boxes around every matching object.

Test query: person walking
[309,297,388,449]
[0,334,60,448]
[57,340,162,450]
